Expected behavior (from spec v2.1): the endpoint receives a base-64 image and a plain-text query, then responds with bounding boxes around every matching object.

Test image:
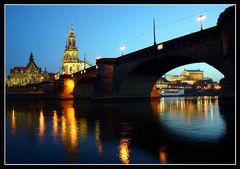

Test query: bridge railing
[109,26,219,66]
[73,66,97,77]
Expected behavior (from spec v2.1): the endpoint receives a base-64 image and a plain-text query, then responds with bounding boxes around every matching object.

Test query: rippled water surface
[6,96,235,164]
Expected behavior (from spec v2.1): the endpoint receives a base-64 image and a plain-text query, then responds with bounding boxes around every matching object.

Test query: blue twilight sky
[6,4,232,82]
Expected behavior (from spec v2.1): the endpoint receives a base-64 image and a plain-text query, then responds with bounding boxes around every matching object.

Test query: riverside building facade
[6,53,59,87]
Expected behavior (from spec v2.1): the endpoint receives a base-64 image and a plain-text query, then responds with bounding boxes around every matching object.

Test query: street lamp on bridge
[120,44,126,56]
[197,15,206,31]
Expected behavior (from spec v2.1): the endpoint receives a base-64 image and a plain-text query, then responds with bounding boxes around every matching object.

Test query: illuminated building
[6,53,59,87]
[165,75,182,84]
[155,78,169,89]
[7,53,44,87]
[154,69,221,95]
[181,69,204,80]
[212,82,222,90]
[42,68,60,81]
[165,69,212,85]
[61,25,91,75]
[156,78,192,90]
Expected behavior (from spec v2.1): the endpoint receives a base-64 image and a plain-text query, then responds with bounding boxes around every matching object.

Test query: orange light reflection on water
[159,146,168,164]
[11,109,16,135]
[39,110,45,142]
[67,107,78,148]
[151,96,219,122]
[53,110,58,138]
[60,104,79,151]
[119,138,130,164]
[61,116,66,140]
[95,120,103,155]
[79,118,87,139]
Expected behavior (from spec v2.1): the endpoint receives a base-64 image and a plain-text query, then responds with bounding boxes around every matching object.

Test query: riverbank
[6,93,226,103]
[6,93,73,100]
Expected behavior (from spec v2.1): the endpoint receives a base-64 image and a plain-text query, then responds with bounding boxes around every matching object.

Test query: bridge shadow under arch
[115,55,225,98]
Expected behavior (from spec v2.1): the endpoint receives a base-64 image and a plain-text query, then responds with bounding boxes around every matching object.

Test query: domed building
[61,25,91,75]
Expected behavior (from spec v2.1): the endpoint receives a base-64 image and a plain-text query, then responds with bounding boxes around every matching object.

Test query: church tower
[61,25,81,75]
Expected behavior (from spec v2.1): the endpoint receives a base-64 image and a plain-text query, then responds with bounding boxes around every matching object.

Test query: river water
[5,96,235,164]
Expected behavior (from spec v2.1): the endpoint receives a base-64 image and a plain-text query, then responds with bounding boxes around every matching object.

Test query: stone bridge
[72,66,97,98]
[73,6,235,99]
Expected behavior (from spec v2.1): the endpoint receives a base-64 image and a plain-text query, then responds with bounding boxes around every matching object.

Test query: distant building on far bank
[166,69,213,85]
[155,69,221,91]
[6,52,59,87]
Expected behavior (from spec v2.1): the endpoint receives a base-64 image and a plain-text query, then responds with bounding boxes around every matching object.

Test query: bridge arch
[114,54,224,98]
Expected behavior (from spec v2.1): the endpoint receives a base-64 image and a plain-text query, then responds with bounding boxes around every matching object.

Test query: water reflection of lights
[120,121,133,136]
[151,96,226,142]
[61,109,78,150]
[39,110,45,142]
[11,108,16,135]
[209,100,214,121]
[213,96,219,104]
[79,118,88,139]
[95,120,103,155]
[53,110,58,138]
[67,108,78,147]
[119,138,130,164]
[157,98,165,117]
[203,98,209,115]
[159,146,168,164]
[61,116,66,140]
[204,96,210,100]
[60,101,89,156]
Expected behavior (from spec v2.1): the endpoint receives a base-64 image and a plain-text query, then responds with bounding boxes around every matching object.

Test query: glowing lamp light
[120,45,126,51]
[197,15,206,22]
[157,44,163,50]
[197,15,206,31]
[119,44,126,56]
[96,56,102,60]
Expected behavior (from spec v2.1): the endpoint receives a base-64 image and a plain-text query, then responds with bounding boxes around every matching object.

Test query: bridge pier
[92,58,116,98]
[72,76,96,99]
[217,6,235,98]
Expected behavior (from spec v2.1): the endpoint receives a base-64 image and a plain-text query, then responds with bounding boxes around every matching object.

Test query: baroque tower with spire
[61,25,91,75]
